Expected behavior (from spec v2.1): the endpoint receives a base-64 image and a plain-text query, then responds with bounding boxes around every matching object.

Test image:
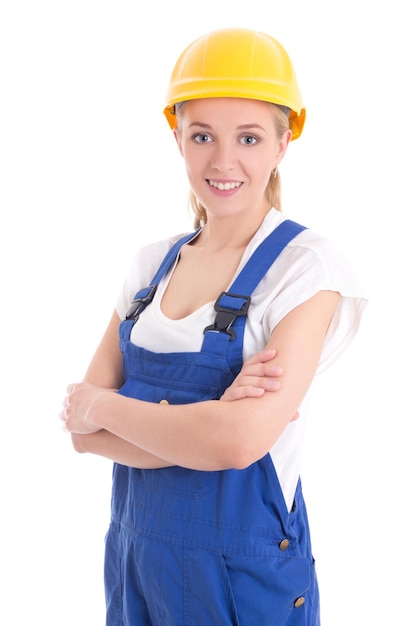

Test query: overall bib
[104,220,320,626]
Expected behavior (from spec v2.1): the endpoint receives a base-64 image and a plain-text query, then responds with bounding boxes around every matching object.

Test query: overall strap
[120,229,200,341]
[149,230,201,286]
[201,219,307,374]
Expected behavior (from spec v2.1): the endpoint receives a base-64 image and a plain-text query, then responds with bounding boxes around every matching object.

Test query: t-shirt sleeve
[262,232,368,374]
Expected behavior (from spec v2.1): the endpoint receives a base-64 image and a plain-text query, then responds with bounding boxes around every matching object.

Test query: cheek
[183,147,205,174]
[247,153,274,178]
[183,156,202,187]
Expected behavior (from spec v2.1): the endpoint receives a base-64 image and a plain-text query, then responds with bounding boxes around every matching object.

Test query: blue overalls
[104,220,320,625]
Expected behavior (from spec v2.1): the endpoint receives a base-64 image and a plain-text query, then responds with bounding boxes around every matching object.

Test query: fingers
[59,382,115,434]
[59,406,69,431]
[240,350,282,378]
[60,383,77,432]
[60,393,70,431]
[238,352,283,388]
[244,348,277,366]
[238,371,282,391]
[220,384,266,401]
[220,349,284,402]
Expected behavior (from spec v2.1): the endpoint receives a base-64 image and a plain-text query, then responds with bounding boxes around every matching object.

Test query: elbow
[222,423,280,470]
[221,408,292,470]
[70,433,89,454]
[224,441,266,471]
[218,405,281,470]
[231,458,253,471]
[231,452,263,471]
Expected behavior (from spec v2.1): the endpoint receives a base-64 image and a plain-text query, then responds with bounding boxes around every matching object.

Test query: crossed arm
[61,290,340,470]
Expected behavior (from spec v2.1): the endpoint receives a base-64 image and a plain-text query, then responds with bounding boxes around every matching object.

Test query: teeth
[209,180,242,191]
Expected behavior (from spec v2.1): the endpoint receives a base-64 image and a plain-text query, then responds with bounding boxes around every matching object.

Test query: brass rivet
[294,597,305,608]
[159,399,169,405]
[278,539,290,551]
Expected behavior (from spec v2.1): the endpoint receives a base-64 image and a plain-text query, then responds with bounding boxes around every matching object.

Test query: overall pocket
[184,546,312,625]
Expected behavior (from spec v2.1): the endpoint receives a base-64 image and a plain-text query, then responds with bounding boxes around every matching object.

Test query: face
[174,98,291,220]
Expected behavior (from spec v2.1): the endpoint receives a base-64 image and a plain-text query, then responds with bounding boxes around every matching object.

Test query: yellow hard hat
[163,28,306,140]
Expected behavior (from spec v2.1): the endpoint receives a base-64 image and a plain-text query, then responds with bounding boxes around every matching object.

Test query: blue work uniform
[104,220,320,625]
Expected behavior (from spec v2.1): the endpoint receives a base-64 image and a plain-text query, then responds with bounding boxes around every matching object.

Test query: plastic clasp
[125,285,157,322]
[204,292,251,340]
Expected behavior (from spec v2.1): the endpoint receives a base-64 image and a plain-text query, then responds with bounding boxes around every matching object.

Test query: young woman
[61,28,367,625]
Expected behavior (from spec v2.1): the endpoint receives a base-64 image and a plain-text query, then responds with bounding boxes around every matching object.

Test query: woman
[61,28,366,625]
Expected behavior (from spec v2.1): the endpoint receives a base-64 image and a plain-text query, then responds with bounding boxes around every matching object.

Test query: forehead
[180,97,276,124]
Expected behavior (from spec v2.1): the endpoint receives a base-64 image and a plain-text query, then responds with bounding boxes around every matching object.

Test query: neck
[196,207,272,251]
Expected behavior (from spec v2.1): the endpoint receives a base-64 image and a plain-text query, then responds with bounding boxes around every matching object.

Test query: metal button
[159,399,169,405]
[294,597,305,608]
[278,539,289,551]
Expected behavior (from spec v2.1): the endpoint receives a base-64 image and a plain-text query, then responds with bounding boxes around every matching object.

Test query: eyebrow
[187,122,266,131]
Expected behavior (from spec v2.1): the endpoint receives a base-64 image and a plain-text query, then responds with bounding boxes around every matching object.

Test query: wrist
[88,389,115,429]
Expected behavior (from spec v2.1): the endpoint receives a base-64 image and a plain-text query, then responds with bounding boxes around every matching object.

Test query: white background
[1,1,415,624]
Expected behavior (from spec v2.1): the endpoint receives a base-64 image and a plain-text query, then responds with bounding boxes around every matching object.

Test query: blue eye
[241,135,257,145]
[193,133,213,143]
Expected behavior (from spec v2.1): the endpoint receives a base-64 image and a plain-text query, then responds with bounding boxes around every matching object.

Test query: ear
[274,129,292,167]
[173,128,184,157]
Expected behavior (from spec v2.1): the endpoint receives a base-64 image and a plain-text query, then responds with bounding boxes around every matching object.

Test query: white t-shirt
[116,209,367,509]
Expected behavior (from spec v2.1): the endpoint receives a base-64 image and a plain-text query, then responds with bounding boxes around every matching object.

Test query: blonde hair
[175,102,290,229]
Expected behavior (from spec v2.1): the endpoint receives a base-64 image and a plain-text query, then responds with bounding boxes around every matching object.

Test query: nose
[210,140,236,173]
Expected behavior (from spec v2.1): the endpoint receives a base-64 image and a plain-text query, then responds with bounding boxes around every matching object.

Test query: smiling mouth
[208,180,243,191]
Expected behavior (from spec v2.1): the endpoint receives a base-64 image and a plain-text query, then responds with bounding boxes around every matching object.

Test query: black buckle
[125,285,157,322]
[204,292,251,340]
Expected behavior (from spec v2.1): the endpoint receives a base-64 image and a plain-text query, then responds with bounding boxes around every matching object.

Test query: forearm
[63,292,340,471]
[71,430,174,469]
[66,349,287,470]
[88,393,281,471]
[85,293,341,469]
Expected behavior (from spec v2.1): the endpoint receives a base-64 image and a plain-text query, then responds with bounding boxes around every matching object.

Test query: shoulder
[242,210,364,297]
[257,215,367,371]
[253,210,347,265]
[287,227,365,297]
[262,213,364,297]
[115,231,194,318]
[130,231,194,282]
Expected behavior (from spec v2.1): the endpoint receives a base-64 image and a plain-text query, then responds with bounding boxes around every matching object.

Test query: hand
[220,349,283,401]
[220,349,299,422]
[60,381,115,434]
